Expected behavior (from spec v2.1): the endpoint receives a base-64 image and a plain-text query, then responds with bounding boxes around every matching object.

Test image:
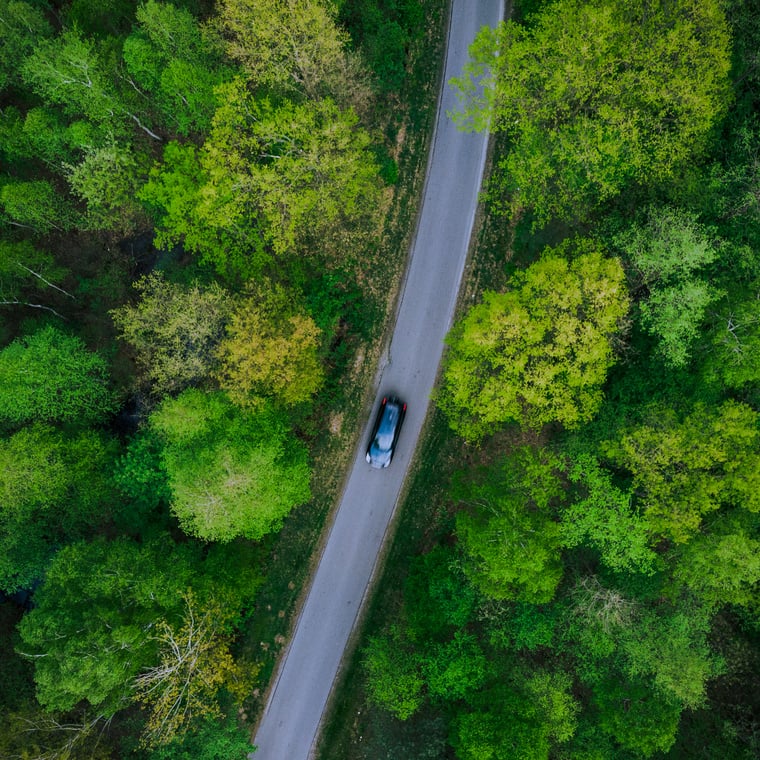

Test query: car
[365,395,407,469]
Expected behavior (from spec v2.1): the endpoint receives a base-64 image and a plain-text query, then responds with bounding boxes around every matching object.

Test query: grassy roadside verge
[237,0,451,732]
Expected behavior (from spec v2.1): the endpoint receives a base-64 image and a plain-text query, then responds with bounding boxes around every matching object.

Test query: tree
[593,674,682,757]
[451,0,732,222]
[602,401,760,542]
[0,239,70,316]
[669,511,760,608]
[363,624,424,720]
[0,179,77,233]
[439,241,629,438]
[0,324,116,427]
[215,281,324,408]
[0,0,52,92]
[133,592,249,748]
[0,424,117,592]
[123,0,232,136]
[218,0,352,99]
[16,535,260,716]
[613,206,722,367]
[22,28,161,139]
[455,446,565,603]
[112,272,231,396]
[560,453,657,575]
[66,142,148,233]
[150,390,311,541]
[452,673,578,760]
[199,80,380,262]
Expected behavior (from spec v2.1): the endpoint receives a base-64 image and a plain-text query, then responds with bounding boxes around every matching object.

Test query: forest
[322,0,760,759]
[2,0,760,759]
[0,0,431,756]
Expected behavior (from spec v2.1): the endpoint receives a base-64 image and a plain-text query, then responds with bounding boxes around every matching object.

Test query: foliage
[215,280,324,409]
[0,239,68,305]
[452,0,732,222]
[112,272,232,396]
[592,674,682,757]
[612,206,722,367]
[455,446,565,603]
[218,0,352,99]
[602,401,760,542]
[363,624,424,720]
[0,179,77,233]
[150,389,311,541]
[0,424,118,592]
[133,592,248,748]
[561,453,657,575]
[16,535,261,719]
[0,324,116,427]
[0,0,52,93]
[123,0,232,135]
[141,85,381,277]
[439,240,629,437]
[67,142,148,233]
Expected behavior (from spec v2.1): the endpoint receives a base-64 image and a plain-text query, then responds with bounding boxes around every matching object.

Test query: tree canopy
[452,0,732,222]
[439,241,629,438]
[150,389,311,541]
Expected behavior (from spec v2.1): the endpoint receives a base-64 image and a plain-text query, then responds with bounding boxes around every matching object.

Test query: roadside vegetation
[0,0,447,757]
[320,0,760,758]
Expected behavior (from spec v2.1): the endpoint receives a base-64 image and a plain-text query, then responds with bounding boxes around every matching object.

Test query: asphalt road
[251,2,503,757]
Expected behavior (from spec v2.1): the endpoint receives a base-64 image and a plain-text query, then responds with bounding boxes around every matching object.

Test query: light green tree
[66,142,148,233]
[613,206,722,367]
[0,424,117,592]
[218,0,352,99]
[451,0,731,222]
[561,453,657,575]
[0,179,77,233]
[150,390,311,541]
[455,446,565,603]
[439,240,629,438]
[602,401,760,542]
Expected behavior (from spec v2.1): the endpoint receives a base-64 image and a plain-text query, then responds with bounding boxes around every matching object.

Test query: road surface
[251,2,503,757]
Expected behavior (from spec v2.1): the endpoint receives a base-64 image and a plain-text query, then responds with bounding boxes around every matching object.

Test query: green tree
[439,241,629,438]
[0,239,70,315]
[0,324,116,427]
[455,446,565,603]
[133,592,251,748]
[112,272,231,396]
[703,283,760,389]
[0,424,117,592]
[613,206,722,367]
[602,401,760,542]
[0,179,77,233]
[452,0,731,222]
[363,624,425,720]
[561,453,657,575]
[66,142,148,233]
[669,512,760,607]
[593,674,682,757]
[16,535,260,715]
[150,390,311,541]
[123,0,232,136]
[215,281,324,408]
[22,28,161,139]
[218,0,352,99]
[0,0,52,92]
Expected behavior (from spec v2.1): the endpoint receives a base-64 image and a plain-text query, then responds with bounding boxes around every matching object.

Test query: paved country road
[252,2,503,757]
